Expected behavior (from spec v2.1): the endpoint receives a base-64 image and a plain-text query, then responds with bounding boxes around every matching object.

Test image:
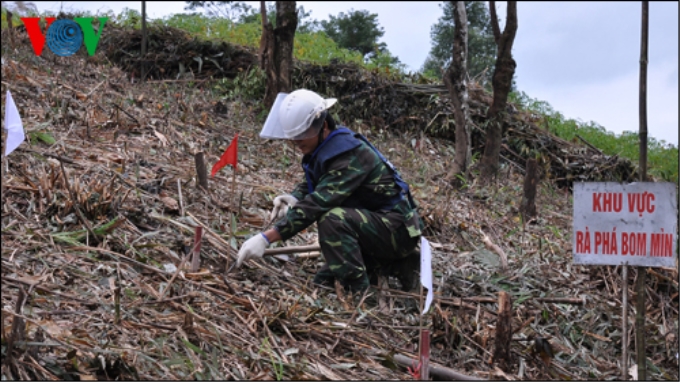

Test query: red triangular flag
[211,134,238,177]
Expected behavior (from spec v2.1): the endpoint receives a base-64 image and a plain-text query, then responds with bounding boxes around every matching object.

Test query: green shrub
[216,66,266,101]
[294,31,363,65]
[156,13,398,72]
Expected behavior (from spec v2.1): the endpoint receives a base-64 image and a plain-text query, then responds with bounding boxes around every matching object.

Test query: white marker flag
[3,90,25,157]
[420,236,433,315]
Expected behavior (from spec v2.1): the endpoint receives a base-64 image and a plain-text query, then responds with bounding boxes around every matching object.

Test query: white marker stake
[3,90,25,157]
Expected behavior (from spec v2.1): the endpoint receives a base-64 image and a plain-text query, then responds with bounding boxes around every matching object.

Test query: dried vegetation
[102,26,641,189]
[1,23,678,381]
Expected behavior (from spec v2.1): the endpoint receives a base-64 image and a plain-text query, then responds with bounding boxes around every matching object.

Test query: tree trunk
[262,1,298,110]
[7,11,15,49]
[635,2,649,380]
[493,290,512,370]
[259,1,269,70]
[520,158,538,221]
[479,1,517,183]
[638,2,648,184]
[194,152,209,192]
[141,1,147,82]
[444,1,471,186]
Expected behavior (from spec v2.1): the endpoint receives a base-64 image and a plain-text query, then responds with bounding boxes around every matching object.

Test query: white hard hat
[260,89,337,140]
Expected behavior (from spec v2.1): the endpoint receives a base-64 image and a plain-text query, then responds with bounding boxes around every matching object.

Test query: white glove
[269,194,298,222]
[236,233,270,268]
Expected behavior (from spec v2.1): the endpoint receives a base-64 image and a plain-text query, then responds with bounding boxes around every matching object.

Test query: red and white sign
[573,182,677,267]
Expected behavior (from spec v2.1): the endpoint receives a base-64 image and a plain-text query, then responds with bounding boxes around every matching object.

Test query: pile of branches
[503,123,639,188]
[98,24,638,188]
[99,25,258,81]
[293,62,639,188]
[0,47,419,380]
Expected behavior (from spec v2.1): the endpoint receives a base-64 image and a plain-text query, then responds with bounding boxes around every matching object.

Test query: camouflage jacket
[274,129,424,241]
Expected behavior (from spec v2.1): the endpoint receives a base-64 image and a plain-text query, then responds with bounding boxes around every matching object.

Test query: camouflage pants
[315,206,419,292]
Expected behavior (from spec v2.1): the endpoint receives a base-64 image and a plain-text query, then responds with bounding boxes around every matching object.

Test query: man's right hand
[236,233,270,268]
[269,194,298,222]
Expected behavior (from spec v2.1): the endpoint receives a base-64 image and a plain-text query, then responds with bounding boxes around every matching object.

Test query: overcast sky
[26,1,679,146]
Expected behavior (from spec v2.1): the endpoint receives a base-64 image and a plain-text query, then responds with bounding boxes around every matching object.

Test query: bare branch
[489,1,501,45]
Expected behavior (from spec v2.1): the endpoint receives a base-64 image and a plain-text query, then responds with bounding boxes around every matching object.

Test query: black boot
[341,273,370,295]
[312,264,335,288]
[365,261,383,286]
[393,250,420,292]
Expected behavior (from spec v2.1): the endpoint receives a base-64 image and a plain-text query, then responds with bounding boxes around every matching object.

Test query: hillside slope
[1,24,678,381]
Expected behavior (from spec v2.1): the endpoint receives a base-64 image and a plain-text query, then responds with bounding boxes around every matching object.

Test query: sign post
[573,182,677,268]
[573,181,677,380]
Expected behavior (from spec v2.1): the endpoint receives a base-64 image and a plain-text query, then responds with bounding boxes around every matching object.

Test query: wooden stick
[86,80,107,97]
[177,178,184,217]
[263,245,320,256]
[520,158,539,221]
[145,78,210,84]
[225,167,237,273]
[417,257,428,380]
[247,296,289,364]
[158,242,197,300]
[6,11,14,49]
[4,276,97,304]
[231,167,237,213]
[1,155,7,210]
[110,102,140,125]
[419,329,430,380]
[330,289,372,352]
[480,230,508,271]
[493,291,512,369]
[70,246,171,282]
[191,226,203,272]
[622,263,629,381]
[576,134,604,154]
[141,1,147,82]
[392,354,483,381]
[647,268,679,288]
[6,287,27,365]
[194,152,209,192]
[463,296,585,304]
[185,212,237,260]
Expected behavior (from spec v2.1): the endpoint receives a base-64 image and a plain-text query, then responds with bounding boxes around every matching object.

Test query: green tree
[260,1,298,109]
[444,1,472,183]
[238,3,319,34]
[320,9,387,60]
[366,49,405,71]
[185,1,254,21]
[423,1,495,85]
[1,1,37,15]
[479,1,518,182]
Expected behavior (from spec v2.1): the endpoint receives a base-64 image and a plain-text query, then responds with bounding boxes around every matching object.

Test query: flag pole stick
[420,329,431,380]
[419,282,424,326]
[213,133,238,273]
[231,167,237,212]
[1,155,6,208]
[225,166,237,273]
[418,281,424,356]
[2,93,10,206]
[418,265,430,380]
[2,130,7,158]
[2,132,8,204]
[416,238,432,380]
[622,262,629,380]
